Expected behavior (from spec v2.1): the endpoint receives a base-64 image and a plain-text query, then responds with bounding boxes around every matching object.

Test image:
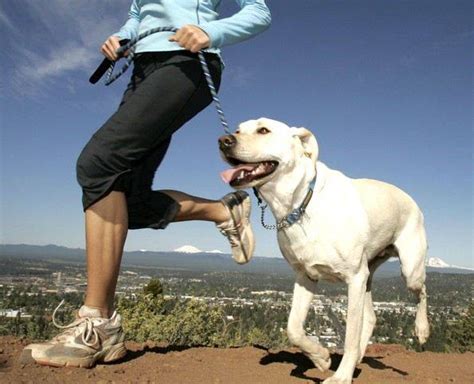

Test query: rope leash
[95,27,230,135]
[90,27,314,230]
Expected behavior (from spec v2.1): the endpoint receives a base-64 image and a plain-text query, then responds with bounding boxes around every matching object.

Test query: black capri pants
[76,51,222,230]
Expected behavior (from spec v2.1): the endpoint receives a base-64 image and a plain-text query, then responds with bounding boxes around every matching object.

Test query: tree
[143,278,164,297]
[447,303,474,353]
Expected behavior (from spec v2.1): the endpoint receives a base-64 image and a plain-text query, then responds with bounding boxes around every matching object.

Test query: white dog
[219,118,430,384]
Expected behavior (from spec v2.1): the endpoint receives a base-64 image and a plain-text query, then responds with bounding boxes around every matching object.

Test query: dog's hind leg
[412,283,429,344]
[287,272,331,372]
[395,215,430,345]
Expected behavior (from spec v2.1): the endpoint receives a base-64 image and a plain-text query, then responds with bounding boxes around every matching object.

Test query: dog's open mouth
[221,157,278,187]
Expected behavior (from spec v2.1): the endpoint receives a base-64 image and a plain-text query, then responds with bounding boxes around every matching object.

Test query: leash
[89,26,230,135]
[252,175,317,231]
[89,27,315,230]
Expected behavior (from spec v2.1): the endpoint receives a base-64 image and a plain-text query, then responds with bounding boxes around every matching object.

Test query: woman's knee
[76,144,93,189]
[76,137,109,190]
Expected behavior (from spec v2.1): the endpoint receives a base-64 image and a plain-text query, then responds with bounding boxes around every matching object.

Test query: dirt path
[0,337,472,383]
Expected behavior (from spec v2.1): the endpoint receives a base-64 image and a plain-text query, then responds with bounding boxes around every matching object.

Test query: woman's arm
[101,1,140,61]
[114,0,140,41]
[199,0,271,49]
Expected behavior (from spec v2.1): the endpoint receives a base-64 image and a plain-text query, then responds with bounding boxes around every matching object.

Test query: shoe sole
[34,342,127,368]
[228,193,253,263]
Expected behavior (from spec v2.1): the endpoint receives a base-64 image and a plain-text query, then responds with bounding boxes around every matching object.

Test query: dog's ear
[291,127,319,167]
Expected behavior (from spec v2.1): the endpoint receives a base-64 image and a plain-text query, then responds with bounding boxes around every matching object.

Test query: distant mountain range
[0,244,472,278]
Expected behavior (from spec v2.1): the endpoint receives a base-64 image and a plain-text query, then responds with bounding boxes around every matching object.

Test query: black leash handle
[104,27,179,86]
[88,39,130,84]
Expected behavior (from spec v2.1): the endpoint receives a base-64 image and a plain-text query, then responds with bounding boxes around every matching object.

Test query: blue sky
[1,1,472,267]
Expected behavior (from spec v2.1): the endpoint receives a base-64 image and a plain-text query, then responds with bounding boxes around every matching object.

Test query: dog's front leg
[287,272,331,372]
[324,268,369,384]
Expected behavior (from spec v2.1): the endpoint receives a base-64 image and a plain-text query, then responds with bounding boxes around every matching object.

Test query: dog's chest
[277,226,345,282]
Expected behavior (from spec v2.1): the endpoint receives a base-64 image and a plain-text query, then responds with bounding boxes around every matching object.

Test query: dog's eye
[257,127,270,135]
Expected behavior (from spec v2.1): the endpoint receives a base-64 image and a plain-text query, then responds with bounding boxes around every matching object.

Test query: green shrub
[447,303,474,353]
[116,293,226,346]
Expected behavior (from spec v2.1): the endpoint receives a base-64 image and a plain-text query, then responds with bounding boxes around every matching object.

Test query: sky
[0,1,472,268]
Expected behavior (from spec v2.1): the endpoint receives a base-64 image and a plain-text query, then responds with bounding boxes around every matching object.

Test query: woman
[23,0,271,368]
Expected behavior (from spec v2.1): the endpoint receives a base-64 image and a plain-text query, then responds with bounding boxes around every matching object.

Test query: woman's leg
[83,191,128,318]
[160,190,229,223]
[82,188,232,318]
[22,52,252,367]
[77,53,223,317]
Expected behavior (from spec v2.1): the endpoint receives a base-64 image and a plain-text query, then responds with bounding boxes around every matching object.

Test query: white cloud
[16,45,97,83]
[226,65,256,88]
[0,5,15,31]
[6,0,130,96]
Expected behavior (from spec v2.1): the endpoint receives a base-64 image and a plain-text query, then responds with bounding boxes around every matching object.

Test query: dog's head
[219,118,319,189]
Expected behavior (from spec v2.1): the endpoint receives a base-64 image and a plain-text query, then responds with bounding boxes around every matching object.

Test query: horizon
[1,1,472,268]
[1,242,473,271]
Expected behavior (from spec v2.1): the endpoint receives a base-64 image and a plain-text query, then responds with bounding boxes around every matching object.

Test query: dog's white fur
[221,118,430,384]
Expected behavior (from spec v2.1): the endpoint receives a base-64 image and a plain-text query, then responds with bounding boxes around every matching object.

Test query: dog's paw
[415,319,430,345]
[415,326,430,345]
[322,375,351,384]
[310,354,331,372]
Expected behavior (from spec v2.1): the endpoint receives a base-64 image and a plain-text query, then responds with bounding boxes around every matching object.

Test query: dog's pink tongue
[220,164,255,184]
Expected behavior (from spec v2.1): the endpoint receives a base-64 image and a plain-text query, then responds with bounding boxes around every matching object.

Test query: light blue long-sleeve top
[114,0,271,55]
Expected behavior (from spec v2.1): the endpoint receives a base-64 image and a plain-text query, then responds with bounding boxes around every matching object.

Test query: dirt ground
[0,337,472,384]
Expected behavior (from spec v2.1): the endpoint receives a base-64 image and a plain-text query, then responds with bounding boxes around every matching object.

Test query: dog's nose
[218,134,237,150]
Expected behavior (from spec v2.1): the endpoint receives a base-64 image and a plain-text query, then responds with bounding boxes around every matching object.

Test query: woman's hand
[169,25,210,53]
[101,35,122,61]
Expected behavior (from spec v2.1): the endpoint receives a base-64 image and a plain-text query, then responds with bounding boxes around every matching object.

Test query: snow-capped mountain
[425,257,474,271]
[173,245,202,253]
[426,257,450,268]
[173,245,224,254]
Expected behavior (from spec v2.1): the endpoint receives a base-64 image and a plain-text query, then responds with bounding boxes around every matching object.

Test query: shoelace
[52,300,100,348]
